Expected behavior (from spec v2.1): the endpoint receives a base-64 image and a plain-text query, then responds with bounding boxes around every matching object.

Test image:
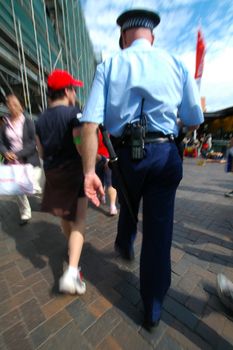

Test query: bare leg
[107,185,117,207]
[68,197,88,268]
[107,186,118,215]
[59,197,88,294]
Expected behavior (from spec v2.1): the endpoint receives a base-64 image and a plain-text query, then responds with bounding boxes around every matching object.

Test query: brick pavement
[0,158,232,349]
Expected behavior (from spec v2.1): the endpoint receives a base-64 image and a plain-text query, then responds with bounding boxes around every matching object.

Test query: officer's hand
[84,173,105,207]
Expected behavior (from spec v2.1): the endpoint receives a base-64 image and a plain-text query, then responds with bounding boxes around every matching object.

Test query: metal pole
[65,0,73,75]
[81,9,87,99]
[42,0,52,71]
[39,45,47,109]
[53,48,62,70]
[18,21,32,117]
[30,0,45,110]
[77,4,85,105]
[11,0,27,106]
[72,0,79,75]
[73,2,82,103]
[54,0,64,69]
[61,0,70,71]
[0,72,13,94]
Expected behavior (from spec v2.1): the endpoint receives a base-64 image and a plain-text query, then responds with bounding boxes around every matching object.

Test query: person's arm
[178,66,204,129]
[80,122,104,206]
[80,63,107,205]
[0,125,17,162]
[35,135,43,159]
[15,119,37,159]
[72,127,82,156]
[0,124,9,156]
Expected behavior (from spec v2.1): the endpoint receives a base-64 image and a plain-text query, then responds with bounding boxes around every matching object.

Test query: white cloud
[201,47,233,111]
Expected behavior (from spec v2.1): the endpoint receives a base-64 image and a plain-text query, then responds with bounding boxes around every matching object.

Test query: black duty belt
[111,132,174,148]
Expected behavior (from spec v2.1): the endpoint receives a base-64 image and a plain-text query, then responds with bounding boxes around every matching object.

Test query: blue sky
[80,0,233,112]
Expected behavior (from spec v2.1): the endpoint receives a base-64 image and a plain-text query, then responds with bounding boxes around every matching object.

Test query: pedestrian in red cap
[36,69,87,295]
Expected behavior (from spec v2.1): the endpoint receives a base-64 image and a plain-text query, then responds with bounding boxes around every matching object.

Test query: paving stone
[96,335,122,350]
[139,318,168,347]
[0,289,33,317]
[0,160,233,349]
[30,310,72,348]
[113,321,153,350]
[167,319,212,350]
[2,322,33,350]
[171,247,185,264]
[222,318,233,346]
[10,271,42,295]
[42,294,75,319]
[167,286,190,305]
[0,279,11,303]
[200,306,226,335]
[0,334,7,350]
[177,271,201,294]
[157,333,184,350]
[113,297,142,330]
[20,298,45,332]
[88,296,112,318]
[0,309,21,333]
[0,261,15,272]
[38,321,92,350]
[196,320,232,349]
[172,258,193,276]
[3,266,23,287]
[66,299,96,333]
[31,279,53,305]
[115,280,141,306]
[163,296,199,330]
[84,308,120,347]
[185,285,209,316]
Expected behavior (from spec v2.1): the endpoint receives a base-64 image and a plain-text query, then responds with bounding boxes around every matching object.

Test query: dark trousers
[113,142,183,322]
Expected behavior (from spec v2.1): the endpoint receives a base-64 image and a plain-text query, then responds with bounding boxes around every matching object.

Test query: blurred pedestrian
[0,94,41,224]
[80,8,203,331]
[36,69,87,295]
[224,135,233,198]
[96,130,118,215]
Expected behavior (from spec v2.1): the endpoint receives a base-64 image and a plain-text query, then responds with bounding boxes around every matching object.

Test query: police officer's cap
[117,9,160,32]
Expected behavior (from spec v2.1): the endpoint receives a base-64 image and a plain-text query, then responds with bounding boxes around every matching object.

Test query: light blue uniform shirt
[82,39,204,137]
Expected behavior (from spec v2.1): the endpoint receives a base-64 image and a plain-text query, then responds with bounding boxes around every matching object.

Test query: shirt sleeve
[70,106,82,128]
[81,63,106,124]
[178,67,204,126]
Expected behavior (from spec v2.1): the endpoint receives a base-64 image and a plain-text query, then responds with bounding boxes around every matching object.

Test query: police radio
[129,98,147,160]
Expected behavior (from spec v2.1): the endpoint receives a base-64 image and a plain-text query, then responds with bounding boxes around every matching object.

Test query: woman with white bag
[0,94,41,225]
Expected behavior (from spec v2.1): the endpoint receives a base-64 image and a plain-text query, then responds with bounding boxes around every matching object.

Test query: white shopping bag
[0,164,34,195]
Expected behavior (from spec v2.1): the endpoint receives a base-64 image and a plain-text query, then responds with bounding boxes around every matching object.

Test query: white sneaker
[59,269,86,295]
[216,274,233,312]
[110,205,118,216]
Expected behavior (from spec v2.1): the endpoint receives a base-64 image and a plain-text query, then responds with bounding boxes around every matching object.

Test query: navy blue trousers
[113,141,183,322]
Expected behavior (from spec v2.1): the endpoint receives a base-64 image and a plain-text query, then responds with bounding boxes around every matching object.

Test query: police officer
[80,8,204,331]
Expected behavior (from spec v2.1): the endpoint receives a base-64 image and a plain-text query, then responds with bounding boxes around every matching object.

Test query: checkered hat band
[121,17,154,31]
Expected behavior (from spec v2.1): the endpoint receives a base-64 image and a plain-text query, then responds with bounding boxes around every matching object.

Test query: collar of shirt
[129,38,152,49]
[6,113,25,129]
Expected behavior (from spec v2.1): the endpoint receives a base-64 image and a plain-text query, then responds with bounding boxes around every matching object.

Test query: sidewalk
[0,158,232,349]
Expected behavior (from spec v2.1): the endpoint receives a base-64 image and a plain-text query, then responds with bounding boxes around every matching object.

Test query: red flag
[194,29,206,80]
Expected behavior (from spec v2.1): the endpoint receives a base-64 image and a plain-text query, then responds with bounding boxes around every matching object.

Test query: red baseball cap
[47,69,83,90]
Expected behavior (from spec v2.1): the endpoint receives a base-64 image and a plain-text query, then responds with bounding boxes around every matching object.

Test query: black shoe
[19,219,29,226]
[114,243,135,261]
[142,318,160,332]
